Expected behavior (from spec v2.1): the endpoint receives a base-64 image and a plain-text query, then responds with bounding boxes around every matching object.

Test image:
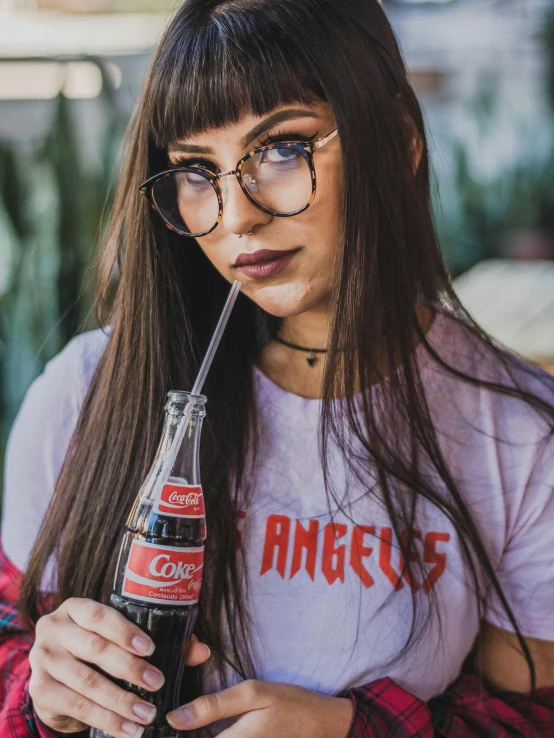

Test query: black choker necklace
[271,334,327,367]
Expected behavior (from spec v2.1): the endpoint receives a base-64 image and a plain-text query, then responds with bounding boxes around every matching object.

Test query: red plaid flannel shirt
[0,544,552,737]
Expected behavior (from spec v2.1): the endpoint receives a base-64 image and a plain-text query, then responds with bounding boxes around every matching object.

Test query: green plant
[0,58,127,501]
[433,135,554,276]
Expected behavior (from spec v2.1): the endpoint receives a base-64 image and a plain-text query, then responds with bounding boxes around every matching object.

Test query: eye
[170,169,215,202]
[177,170,212,189]
[259,146,301,167]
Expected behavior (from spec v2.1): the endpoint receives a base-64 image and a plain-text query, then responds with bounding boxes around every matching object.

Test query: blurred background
[1,0,554,499]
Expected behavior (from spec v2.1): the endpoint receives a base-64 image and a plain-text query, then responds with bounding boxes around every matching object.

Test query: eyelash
[258,129,318,146]
[169,130,318,170]
[169,155,215,171]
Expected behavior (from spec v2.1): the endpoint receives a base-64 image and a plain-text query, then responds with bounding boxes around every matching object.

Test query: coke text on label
[122,540,204,605]
[154,482,206,518]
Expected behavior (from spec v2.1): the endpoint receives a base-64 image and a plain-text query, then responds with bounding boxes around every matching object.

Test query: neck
[256,305,331,399]
[257,301,437,401]
[279,306,331,350]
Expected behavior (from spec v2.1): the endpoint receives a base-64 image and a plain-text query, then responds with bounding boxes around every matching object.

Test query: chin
[244,280,325,319]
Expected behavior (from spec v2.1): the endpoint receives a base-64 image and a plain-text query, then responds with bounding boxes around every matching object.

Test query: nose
[219,173,272,237]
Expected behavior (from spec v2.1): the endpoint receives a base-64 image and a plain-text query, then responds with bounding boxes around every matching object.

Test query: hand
[166,679,354,738]
[29,597,211,737]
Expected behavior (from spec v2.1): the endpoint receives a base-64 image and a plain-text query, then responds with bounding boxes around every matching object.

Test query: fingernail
[202,644,211,659]
[132,702,157,722]
[122,722,144,737]
[143,668,165,689]
[132,635,155,656]
[167,705,194,727]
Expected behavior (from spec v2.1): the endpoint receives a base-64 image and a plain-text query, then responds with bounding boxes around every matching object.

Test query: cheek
[193,234,233,278]
[311,153,343,224]
[186,160,344,318]
[303,165,344,259]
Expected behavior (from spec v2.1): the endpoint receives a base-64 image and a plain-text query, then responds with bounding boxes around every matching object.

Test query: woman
[1,0,553,736]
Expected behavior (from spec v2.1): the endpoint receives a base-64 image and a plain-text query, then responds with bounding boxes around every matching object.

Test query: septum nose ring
[237,229,253,238]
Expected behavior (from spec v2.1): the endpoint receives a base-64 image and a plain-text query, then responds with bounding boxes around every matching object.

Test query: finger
[33,674,146,738]
[46,653,157,727]
[64,598,155,657]
[186,637,211,667]
[167,680,271,730]
[52,619,164,692]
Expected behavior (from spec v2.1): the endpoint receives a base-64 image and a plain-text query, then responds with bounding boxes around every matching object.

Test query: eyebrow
[169,108,320,156]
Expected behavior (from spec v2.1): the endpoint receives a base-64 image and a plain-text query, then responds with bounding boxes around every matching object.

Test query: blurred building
[454,259,554,375]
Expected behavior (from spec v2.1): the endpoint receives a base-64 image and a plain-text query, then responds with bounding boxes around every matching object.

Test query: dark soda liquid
[90,593,196,738]
[90,527,201,738]
[90,393,207,738]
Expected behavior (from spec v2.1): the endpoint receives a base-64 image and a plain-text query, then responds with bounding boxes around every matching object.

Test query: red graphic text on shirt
[259,514,450,593]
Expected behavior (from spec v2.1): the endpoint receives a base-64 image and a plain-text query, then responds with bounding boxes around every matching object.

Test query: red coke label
[153,483,205,518]
[122,540,204,605]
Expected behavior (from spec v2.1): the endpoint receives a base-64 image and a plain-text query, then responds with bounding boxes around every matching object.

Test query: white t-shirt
[3,311,554,704]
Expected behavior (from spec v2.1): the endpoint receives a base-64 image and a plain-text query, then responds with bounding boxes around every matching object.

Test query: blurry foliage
[434,118,554,275]
[543,7,554,111]
[0,59,127,496]
[435,7,554,276]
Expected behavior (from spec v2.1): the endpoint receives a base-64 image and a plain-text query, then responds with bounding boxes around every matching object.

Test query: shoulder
[424,308,554,551]
[425,308,554,436]
[1,327,110,572]
[7,325,110,445]
[45,326,111,402]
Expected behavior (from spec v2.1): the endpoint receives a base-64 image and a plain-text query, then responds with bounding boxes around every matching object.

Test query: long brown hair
[21,0,554,701]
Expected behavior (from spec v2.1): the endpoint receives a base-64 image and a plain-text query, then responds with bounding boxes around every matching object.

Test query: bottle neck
[126,392,207,532]
[161,392,207,485]
[160,403,206,484]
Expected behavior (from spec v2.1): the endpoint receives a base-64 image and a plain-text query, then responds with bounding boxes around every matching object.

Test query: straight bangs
[146,3,326,152]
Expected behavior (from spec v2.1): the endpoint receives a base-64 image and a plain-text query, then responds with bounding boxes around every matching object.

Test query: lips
[233,248,301,281]
[234,248,299,267]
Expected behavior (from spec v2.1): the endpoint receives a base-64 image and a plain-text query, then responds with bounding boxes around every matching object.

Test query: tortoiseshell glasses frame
[138,128,339,238]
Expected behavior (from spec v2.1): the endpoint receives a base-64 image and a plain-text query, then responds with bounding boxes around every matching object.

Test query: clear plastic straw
[192,279,242,395]
[157,280,242,488]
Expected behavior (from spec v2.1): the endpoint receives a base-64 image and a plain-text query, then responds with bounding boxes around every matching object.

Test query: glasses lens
[241,144,313,215]
[152,169,219,236]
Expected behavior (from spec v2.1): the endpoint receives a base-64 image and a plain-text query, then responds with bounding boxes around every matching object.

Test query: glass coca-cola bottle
[91,390,207,738]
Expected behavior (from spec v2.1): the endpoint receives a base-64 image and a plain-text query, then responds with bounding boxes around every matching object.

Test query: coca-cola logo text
[168,491,201,507]
[150,553,199,580]
[154,483,206,518]
[122,540,204,605]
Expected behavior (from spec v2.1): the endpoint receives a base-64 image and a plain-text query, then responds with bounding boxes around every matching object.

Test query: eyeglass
[139,129,339,238]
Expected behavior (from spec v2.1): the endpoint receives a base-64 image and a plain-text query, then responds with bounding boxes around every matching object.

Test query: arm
[0,542,212,738]
[0,543,61,738]
[344,625,554,737]
[346,424,554,738]
[161,627,554,737]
